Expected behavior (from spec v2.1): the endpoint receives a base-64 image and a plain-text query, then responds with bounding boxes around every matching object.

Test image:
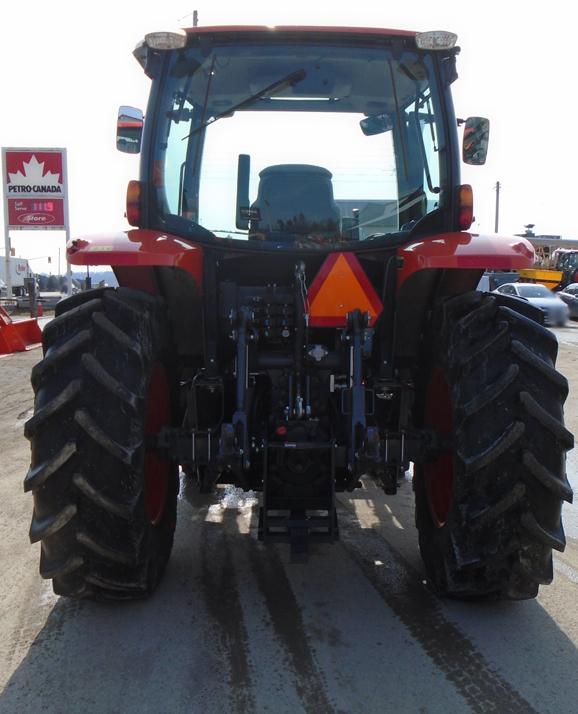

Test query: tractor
[519,248,578,290]
[25,25,573,601]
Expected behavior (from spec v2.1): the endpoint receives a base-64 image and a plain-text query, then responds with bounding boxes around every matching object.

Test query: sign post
[3,220,10,298]
[2,147,69,298]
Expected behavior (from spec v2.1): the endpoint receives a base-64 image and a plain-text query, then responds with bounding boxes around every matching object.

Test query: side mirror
[462,116,489,165]
[117,106,144,154]
[360,113,393,136]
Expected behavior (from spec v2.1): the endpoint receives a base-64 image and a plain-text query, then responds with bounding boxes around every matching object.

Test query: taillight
[126,180,142,226]
[458,184,473,231]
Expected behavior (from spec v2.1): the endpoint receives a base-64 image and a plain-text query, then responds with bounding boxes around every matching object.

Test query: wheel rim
[424,368,454,528]
[144,364,171,525]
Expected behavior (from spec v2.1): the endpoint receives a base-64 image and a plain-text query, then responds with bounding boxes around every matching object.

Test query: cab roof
[134,26,439,74]
[181,25,417,38]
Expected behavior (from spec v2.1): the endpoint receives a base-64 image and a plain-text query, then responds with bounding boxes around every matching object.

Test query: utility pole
[62,149,73,297]
[494,180,501,233]
[3,227,11,298]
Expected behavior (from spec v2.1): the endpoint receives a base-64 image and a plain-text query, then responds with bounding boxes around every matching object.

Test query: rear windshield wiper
[183,68,307,140]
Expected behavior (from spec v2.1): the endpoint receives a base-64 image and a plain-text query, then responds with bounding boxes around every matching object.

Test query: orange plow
[0,306,42,355]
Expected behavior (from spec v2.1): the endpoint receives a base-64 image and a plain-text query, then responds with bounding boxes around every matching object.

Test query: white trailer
[0,257,33,296]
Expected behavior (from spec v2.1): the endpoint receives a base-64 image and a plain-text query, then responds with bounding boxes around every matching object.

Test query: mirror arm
[412,97,439,195]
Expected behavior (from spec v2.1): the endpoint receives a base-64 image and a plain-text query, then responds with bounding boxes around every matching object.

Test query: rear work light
[416,31,457,50]
[458,184,474,231]
[126,180,142,226]
[144,30,187,50]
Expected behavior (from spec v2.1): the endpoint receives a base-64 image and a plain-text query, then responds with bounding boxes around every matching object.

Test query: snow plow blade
[0,306,42,355]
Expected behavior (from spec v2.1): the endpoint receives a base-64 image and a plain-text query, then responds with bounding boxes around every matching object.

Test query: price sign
[2,148,68,230]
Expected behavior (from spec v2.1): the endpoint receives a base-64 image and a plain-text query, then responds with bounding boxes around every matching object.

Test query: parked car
[493,282,569,326]
[557,283,578,320]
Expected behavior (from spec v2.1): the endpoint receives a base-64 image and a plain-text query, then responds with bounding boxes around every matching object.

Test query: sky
[1,0,576,274]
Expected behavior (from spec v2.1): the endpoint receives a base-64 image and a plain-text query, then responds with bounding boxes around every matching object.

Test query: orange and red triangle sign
[307,253,383,327]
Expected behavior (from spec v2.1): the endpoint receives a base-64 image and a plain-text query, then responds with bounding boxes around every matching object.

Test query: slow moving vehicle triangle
[308,252,382,326]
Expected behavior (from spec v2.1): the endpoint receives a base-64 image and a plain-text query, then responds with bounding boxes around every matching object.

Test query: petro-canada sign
[2,148,68,230]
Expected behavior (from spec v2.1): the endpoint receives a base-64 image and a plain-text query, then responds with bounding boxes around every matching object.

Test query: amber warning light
[307,252,383,327]
[126,180,142,226]
[458,184,474,231]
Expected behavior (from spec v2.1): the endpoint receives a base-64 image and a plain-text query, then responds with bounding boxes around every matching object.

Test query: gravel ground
[1,325,577,714]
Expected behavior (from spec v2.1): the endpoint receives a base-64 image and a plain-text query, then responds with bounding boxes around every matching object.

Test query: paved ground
[1,325,578,713]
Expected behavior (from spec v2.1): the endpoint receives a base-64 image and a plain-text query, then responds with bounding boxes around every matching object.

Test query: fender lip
[397,232,535,289]
[67,229,203,285]
[67,229,534,294]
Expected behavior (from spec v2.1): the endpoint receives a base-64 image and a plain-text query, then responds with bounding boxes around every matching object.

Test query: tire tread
[24,287,177,601]
[415,291,573,600]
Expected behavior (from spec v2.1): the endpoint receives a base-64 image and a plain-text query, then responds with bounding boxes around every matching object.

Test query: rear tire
[24,288,178,600]
[415,292,573,600]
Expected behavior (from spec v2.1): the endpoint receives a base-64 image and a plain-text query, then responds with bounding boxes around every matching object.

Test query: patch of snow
[177,467,188,499]
[39,580,59,608]
[208,485,259,515]
[14,407,34,430]
[404,463,414,481]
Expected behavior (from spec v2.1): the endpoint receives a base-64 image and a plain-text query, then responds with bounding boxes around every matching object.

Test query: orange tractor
[25,25,572,601]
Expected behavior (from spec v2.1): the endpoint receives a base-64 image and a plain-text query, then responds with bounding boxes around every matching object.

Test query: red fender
[396,232,534,289]
[68,229,534,297]
[67,229,204,294]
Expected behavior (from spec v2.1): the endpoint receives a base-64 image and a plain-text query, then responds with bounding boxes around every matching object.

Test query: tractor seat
[250,164,340,240]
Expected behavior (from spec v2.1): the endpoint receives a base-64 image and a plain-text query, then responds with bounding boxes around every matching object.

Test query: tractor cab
[118,27,488,250]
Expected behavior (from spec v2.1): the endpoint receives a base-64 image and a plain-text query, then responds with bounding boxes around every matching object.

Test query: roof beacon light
[144,30,187,50]
[415,31,457,50]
